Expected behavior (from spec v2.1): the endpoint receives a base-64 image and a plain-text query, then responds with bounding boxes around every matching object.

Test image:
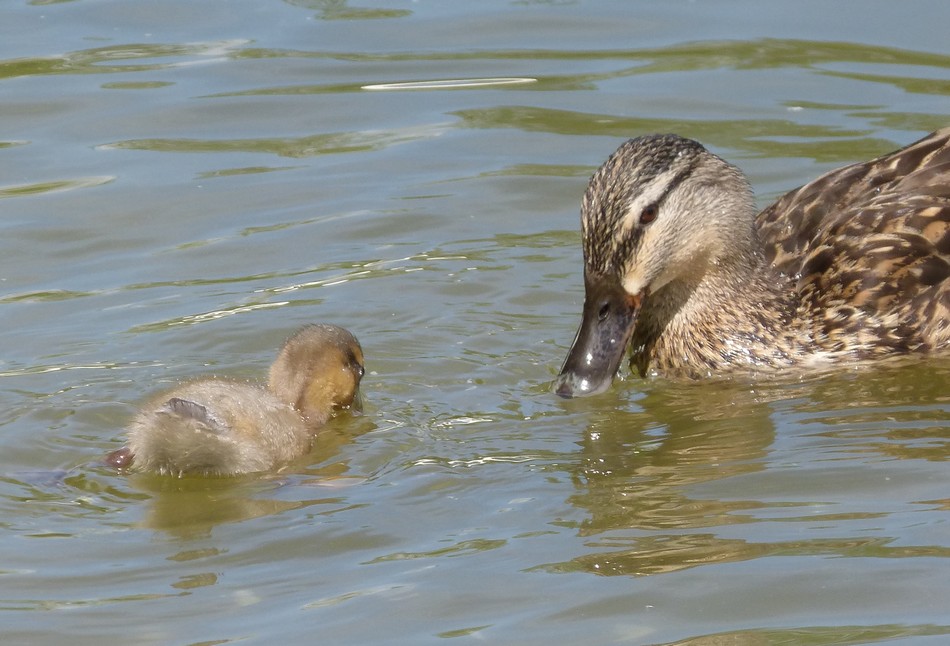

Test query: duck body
[556,129,950,397]
[111,324,364,476]
[127,381,312,476]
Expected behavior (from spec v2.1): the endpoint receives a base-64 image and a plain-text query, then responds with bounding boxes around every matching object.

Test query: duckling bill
[107,324,364,476]
[556,129,950,397]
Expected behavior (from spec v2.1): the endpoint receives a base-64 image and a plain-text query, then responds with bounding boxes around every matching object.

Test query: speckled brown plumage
[556,128,950,396]
[757,129,950,357]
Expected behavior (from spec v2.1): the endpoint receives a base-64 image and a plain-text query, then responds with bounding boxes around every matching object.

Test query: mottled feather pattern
[581,128,950,378]
[757,128,950,356]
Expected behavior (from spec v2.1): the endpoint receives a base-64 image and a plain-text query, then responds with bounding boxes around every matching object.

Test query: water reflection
[110,415,375,539]
[134,475,331,539]
[552,361,950,577]
[0,40,248,80]
[658,622,950,646]
[454,106,905,162]
[0,176,114,199]
[102,122,448,158]
[282,0,412,21]
[547,380,773,575]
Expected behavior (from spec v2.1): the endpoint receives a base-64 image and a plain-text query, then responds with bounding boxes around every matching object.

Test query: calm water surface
[2,1,949,644]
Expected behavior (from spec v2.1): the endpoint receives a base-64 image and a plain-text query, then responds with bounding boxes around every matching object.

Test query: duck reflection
[775,361,950,463]
[558,379,775,576]
[126,413,377,539]
[556,361,950,576]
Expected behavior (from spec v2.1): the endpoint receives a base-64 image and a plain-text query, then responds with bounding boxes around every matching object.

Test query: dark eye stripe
[608,157,700,271]
[653,156,699,211]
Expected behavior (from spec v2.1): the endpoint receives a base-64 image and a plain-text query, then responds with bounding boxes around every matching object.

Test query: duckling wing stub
[162,397,228,434]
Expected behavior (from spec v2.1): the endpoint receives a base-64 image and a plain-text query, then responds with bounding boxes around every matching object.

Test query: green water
[1,0,949,643]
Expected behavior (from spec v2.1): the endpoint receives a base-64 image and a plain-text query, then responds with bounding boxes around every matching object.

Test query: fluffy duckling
[107,324,364,476]
[556,129,950,397]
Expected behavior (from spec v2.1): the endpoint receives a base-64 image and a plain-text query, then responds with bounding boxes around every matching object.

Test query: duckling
[107,324,364,475]
[556,129,950,397]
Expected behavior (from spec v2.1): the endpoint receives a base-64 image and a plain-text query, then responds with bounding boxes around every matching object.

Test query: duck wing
[754,128,950,351]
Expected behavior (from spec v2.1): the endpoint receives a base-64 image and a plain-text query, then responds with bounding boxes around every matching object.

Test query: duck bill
[554,277,642,398]
[350,388,364,415]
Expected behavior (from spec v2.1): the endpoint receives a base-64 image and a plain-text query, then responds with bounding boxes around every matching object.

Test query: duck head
[268,324,365,422]
[554,134,755,397]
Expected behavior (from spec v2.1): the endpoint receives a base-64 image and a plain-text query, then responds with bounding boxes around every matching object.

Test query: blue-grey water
[2,1,949,644]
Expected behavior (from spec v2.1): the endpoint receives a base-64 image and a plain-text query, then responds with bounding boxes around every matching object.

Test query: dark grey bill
[554,276,642,398]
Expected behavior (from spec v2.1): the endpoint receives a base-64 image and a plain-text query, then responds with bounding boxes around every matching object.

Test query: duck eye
[640,204,658,225]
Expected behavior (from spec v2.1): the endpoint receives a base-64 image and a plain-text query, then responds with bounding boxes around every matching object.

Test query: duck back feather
[756,127,950,354]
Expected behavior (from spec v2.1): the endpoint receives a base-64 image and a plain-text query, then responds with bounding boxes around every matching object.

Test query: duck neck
[631,245,802,377]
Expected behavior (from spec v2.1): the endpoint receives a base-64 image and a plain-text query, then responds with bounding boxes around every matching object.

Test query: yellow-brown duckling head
[555,134,755,397]
[268,324,364,424]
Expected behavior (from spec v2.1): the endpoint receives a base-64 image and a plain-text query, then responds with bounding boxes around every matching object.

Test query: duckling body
[113,324,364,475]
[126,381,312,476]
[556,129,950,397]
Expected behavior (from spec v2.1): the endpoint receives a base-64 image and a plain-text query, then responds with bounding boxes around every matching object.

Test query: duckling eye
[345,350,364,379]
[639,203,658,225]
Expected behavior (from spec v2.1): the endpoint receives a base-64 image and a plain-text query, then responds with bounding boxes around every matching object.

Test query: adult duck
[556,128,950,397]
[107,324,364,475]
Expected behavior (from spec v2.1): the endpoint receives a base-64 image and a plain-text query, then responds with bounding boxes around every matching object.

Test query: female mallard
[107,324,364,475]
[556,129,950,397]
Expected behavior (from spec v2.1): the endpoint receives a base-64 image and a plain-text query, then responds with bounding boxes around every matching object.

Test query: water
[2,0,949,643]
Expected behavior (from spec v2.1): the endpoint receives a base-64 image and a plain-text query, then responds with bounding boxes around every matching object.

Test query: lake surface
[2,0,949,643]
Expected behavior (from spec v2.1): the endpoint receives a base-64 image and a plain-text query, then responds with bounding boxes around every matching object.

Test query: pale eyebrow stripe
[614,155,700,241]
[615,168,678,240]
